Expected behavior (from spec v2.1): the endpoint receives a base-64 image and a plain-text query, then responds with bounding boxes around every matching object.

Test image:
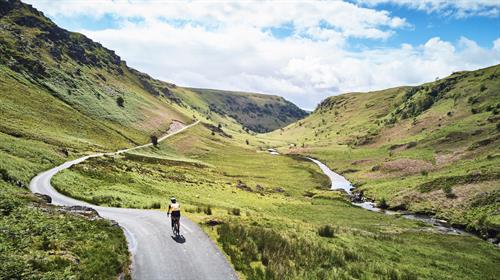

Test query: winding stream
[307,157,470,236]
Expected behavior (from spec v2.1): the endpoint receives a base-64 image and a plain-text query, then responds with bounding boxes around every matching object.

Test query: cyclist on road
[167,197,181,230]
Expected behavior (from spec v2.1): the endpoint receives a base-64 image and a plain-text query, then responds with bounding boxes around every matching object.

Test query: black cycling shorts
[171,211,180,218]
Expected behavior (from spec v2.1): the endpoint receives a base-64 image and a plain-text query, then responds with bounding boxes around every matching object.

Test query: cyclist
[167,197,181,233]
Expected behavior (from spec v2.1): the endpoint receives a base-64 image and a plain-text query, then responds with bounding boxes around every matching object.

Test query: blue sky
[26,0,500,109]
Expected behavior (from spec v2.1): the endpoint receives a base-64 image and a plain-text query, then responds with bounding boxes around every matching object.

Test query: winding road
[29,121,238,280]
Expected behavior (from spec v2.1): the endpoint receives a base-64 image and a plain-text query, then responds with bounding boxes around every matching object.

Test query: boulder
[62,205,100,218]
[236,180,252,192]
[34,193,52,204]
[274,187,285,193]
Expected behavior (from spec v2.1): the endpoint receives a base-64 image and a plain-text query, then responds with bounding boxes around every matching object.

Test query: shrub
[318,225,335,238]
[150,135,158,146]
[421,170,428,176]
[230,208,241,216]
[443,185,456,199]
[150,202,161,209]
[204,205,212,215]
[378,197,388,209]
[116,96,124,107]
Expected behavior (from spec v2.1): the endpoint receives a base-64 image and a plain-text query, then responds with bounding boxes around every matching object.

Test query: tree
[150,135,158,146]
[116,96,125,107]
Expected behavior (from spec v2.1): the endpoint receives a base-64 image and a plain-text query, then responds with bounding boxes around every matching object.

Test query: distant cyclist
[167,197,181,235]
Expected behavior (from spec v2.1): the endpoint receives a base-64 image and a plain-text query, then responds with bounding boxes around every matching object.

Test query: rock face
[62,205,100,219]
[34,193,52,204]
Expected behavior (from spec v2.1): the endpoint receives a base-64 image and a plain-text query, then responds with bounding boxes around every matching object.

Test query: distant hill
[186,88,307,133]
[268,64,500,236]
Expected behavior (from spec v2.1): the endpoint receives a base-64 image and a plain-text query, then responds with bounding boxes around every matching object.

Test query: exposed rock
[235,180,252,192]
[108,219,120,228]
[34,193,52,204]
[62,205,100,218]
[274,187,285,193]
[203,123,232,138]
[255,184,265,192]
[350,192,364,203]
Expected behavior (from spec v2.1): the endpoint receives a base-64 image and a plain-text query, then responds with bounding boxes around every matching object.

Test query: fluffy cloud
[356,0,500,17]
[24,1,500,109]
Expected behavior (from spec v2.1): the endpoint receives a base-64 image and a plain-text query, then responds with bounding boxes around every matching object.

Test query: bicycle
[171,216,180,237]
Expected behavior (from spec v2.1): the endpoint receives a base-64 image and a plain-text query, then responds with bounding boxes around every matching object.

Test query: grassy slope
[264,64,500,236]
[53,123,500,280]
[0,181,130,280]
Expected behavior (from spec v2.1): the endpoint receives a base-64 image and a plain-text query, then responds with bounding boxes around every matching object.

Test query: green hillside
[185,88,307,133]
[265,64,500,238]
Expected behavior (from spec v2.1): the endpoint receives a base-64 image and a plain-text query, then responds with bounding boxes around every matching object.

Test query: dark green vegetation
[266,64,500,239]
[186,88,307,133]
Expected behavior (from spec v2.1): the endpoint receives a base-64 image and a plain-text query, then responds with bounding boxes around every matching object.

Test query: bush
[204,205,212,215]
[443,185,456,199]
[150,135,158,146]
[471,108,480,114]
[150,202,161,209]
[230,208,241,216]
[378,197,388,209]
[116,96,124,107]
[318,225,335,238]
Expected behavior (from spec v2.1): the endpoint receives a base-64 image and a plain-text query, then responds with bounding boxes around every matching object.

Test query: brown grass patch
[381,159,433,175]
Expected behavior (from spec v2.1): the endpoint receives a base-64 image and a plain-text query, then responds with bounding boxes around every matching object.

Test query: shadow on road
[171,235,186,244]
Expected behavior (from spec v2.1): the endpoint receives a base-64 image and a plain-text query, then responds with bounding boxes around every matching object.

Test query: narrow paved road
[30,121,238,280]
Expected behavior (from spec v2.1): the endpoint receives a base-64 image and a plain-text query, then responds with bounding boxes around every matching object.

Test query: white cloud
[356,0,500,17]
[23,1,500,109]
[25,0,408,40]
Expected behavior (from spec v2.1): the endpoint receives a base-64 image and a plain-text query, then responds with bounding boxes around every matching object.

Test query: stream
[307,157,471,236]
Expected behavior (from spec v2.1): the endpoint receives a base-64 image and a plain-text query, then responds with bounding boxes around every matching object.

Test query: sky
[25,0,500,110]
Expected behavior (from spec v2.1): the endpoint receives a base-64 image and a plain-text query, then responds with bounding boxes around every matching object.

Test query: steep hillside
[185,88,307,133]
[266,64,500,238]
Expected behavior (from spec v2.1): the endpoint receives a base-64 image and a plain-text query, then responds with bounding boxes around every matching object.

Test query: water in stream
[307,157,470,236]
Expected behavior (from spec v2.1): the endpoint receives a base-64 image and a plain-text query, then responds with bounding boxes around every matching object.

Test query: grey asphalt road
[29,121,238,280]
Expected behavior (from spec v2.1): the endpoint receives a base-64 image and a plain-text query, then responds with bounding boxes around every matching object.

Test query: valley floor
[51,123,500,280]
